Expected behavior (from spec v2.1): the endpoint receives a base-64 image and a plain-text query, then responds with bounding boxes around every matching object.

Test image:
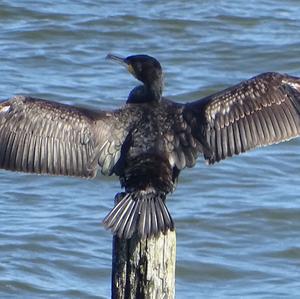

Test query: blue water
[1,1,300,298]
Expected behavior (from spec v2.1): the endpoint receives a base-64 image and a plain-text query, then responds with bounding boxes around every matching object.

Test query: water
[1,1,300,298]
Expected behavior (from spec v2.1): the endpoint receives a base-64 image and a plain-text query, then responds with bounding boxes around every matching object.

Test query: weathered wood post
[111,230,176,299]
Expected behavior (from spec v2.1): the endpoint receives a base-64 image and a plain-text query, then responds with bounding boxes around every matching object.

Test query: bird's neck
[127,79,163,104]
[146,79,163,101]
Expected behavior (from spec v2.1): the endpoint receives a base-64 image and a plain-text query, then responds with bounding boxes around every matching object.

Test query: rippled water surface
[1,1,300,298]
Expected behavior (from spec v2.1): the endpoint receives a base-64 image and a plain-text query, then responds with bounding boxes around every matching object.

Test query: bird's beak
[106,53,136,78]
[106,54,127,66]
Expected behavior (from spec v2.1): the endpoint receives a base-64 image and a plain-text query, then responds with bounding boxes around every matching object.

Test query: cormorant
[1,54,300,239]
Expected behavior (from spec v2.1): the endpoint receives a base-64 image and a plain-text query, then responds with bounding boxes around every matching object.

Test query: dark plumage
[1,54,300,239]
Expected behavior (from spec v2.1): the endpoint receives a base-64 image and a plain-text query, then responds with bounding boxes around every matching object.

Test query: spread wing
[183,72,300,164]
[0,96,128,178]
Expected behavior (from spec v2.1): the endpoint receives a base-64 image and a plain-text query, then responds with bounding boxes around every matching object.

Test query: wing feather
[0,96,130,178]
[183,72,300,164]
[216,126,222,160]
[227,124,235,157]
[222,128,228,159]
[233,121,241,155]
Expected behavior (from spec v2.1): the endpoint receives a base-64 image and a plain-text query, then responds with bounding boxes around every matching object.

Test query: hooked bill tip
[106,53,127,65]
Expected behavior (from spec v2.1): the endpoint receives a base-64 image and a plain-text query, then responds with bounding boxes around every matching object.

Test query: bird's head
[106,53,163,87]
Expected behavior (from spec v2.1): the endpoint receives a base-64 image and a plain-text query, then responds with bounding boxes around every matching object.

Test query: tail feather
[150,200,158,235]
[115,196,136,235]
[103,191,174,239]
[157,195,173,227]
[103,193,131,229]
[124,200,140,238]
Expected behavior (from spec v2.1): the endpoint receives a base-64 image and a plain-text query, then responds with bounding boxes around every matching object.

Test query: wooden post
[111,230,176,299]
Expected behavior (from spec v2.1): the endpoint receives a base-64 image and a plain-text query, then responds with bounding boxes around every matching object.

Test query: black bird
[1,54,300,239]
